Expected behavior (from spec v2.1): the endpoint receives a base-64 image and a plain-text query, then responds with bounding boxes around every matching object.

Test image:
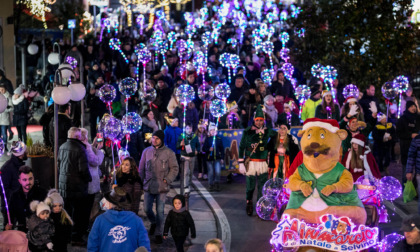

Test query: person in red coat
[341,134,381,182]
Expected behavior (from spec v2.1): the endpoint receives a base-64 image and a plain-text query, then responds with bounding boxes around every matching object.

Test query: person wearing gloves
[315,90,340,121]
[87,187,151,252]
[26,200,55,252]
[359,84,380,123]
[339,97,377,155]
[277,101,301,126]
[139,130,179,244]
[372,113,396,175]
[238,105,277,216]
[202,123,225,192]
[163,194,196,252]
[340,96,364,121]
[341,134,381,181]
[0,84,13,149]
[301,84,322,121]
[176,123,200,195]
[12,85,29,144]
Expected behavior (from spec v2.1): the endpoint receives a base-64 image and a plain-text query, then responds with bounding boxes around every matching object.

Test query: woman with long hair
[315,90,340,121]
[268,123,300,179]
[113,157,143,215]
[196,121,208,180]
[342,134,381,182]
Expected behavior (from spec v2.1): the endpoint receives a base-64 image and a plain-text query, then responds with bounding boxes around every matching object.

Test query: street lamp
[47,42,61,65]
[51,64,86,188]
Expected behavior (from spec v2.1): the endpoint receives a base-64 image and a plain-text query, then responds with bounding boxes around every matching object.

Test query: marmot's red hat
[302,118,340,133]
[339,217,353,227]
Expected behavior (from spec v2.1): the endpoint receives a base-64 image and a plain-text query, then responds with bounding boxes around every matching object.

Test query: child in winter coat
[372,113,396,174]
[46,189,73,252]
[202,123,225,191]
[264,95,278,128]
[113,157,143,215]
[163,194,196,252]
[27,200,55,252]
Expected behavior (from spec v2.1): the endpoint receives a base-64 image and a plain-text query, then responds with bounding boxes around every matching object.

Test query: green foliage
[289,0,419,90]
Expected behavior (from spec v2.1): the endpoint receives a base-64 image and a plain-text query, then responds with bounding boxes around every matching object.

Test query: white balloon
[58,64,74,79]
[48,52,60,65]
[27,44,39,55]
[52,86,71,105]
[0,94,7,113]
[68,83,86,101]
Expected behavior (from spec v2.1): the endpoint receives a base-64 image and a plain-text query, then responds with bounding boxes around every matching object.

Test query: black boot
[148,223,156,235]
[246,200,253,216]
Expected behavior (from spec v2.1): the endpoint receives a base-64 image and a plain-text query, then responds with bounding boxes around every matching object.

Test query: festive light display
[393,75,410,118]
[109,38,129,64]
[342,84,359,99]
[19,0,55,29]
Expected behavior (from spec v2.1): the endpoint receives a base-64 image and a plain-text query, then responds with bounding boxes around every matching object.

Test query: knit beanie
[46,189,64,206]
[406,100,417,111]
[30,200,51,217]
[264,95,274,104]
[310,84,321,97]
[14,86,23,95]
[153,130,165,143]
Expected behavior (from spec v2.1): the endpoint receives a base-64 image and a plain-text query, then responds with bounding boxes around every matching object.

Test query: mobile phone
[96,133,103,142]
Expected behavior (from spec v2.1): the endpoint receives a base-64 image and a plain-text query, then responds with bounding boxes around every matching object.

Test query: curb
[191,176,231,252]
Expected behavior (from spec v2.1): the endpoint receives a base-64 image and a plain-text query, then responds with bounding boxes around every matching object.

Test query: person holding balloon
[314,90,340,121]
[238,105,277,216]
[202,123,225,192]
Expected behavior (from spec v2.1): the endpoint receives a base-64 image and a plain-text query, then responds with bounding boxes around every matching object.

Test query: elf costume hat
[322,90,332,98]
[227,101,238,112]
[254,104,265,120]
[302,118,340,133]
[345,96,357,104]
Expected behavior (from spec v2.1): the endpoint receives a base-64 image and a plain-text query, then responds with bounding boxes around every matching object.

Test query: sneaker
[155,235,163,244]
[203,174,208,180]
[149,223,156,235]
[198,173,203,179]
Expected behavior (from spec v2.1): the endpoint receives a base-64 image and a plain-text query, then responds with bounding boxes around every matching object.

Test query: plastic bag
[403,181,417,203]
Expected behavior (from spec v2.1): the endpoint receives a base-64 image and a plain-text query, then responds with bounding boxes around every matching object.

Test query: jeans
[0,126,8,146]
[207,160,221,185]
[16,124,27,143]
[144,192,166,235]
[181,156,195,193]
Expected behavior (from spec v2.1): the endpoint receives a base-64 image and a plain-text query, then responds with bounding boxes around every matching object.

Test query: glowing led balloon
[98,114,111,133]
[262,41,273,55]
[104,116,123,140]
[343,84,360,99]
[311,63,324,78]
[261,69,273,84]
[256,195,277,221]
[378,176,402,201]
[262,178,283,197]
[280,32,289,47]
[393,75,409,92]
[295,85,311,101]
[355,175,379,200]
[198,84,214,101]
[119,77,138,97]
[281,63,294,80]
[202,31,211,47]
[0,139,5,157]
[210,99,227,118]
[270,229,300,252]
[279,48,290,61]
[219,53,230,68]
[138,49,151,63]
[321,65,338,80]
[378,233,404,252]
[176,84,195,105]
[98,84,116,103]
[229,54,240,69]
[138,86,157,103]
[215,83,231,100]
[122,112,142,134]
[381,82,399,100]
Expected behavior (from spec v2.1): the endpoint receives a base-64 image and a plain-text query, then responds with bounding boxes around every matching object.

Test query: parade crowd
[1,5,420,252]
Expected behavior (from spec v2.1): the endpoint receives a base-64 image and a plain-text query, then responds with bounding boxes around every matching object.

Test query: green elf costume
[238,105,277,216]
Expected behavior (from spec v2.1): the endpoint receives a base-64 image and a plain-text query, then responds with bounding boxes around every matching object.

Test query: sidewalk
[0,126,220,252]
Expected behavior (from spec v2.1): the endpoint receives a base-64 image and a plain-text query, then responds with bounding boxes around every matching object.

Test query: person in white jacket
[0,84,14,150]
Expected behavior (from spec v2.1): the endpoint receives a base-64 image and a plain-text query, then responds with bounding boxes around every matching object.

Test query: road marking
[191,177,231,252]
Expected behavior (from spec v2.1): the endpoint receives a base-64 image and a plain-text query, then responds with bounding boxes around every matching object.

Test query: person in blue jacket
[164,116,182,164]
[87,187,151,252]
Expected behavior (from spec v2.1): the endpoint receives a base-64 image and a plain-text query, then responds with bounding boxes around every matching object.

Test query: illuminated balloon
[280,32,289,46]
[379,176,402,201]
[0,94,7,113]
[311,63,324,78]
[119,77,138,97]
[215,83,231,100]
[122,112,142,134]
[175,84,195,105]
[198,84,214,101]
[104,116,123,140]
[98,84,116,103]
[0,139,5,157]
[97,113,111,133]
[343,84,360,99]
[281,63,294,80]
[321,65,338,81]
[262,178,283,197]
[381,82,399,100]
[279,48,290,61]
[378,233,404,252]
[262,41,273,55]
[210,99,227,118]
[256,195,277,221]
[219,53,230,68]
[137,49,151,63]
[393,75,409,93]
[138,86,157,103]
[355,175,379,200]
[295,85,311,101]
[229,54,240,69]
[261,69,273,84]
